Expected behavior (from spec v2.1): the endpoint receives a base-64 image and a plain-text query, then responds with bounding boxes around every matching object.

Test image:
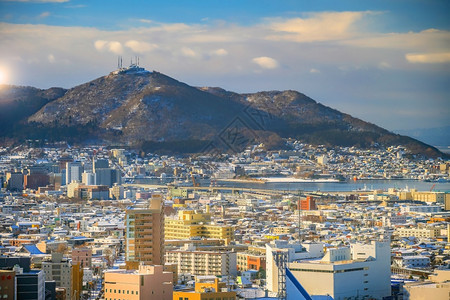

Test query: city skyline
[0,0,449,132]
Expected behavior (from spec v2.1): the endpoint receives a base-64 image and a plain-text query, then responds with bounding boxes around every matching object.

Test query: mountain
[0,68,445,157]
[0,85,66,139]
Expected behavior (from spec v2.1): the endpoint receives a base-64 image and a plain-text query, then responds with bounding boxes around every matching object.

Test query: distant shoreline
[218,177,341,183]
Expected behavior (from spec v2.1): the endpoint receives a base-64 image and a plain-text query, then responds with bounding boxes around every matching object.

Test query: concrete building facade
[125,197,164,266]
[104,265,173,300]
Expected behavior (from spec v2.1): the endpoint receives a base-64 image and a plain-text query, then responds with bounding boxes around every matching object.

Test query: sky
[0,0,449,132]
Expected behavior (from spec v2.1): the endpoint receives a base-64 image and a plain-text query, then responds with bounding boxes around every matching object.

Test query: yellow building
[396,227,441,238]
[165,210,234,244]
[445,194,450,211]
[404,270,450,300]
[72,262,83,300]
[271,226,295,235]
[412,191,445,203]
[173,278,236,300]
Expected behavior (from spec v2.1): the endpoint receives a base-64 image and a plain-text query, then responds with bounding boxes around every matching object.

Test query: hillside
[0,69,444,157]
[0,85,66,139]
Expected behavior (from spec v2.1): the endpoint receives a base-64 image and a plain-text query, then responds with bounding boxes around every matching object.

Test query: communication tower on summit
[112,56,150,75]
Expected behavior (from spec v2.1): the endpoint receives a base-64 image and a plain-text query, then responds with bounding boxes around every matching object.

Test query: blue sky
[0,0,449,132]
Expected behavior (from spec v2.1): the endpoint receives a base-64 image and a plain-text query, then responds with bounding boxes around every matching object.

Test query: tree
[257,267,266,279]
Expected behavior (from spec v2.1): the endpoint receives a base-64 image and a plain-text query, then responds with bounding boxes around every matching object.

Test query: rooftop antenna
[298,190,303,242]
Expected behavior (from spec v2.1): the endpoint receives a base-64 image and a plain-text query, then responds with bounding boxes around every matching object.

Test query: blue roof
[70,236,93,240]
[23,244,45,255]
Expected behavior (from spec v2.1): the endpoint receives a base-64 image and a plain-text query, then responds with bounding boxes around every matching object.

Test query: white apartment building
[400,205,441,214]
[266,240,324,293]
[165,244,237,277]
[382,213,407,227]
[42,253,72,300]
[393,256,430,269]
[288,240,391,300]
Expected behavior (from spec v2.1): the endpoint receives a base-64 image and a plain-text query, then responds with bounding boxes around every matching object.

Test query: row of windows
[107,289,138,295]
[290,267,368,274]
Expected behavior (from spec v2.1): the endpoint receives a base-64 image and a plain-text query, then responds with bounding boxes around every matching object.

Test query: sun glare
[0,69,6,85]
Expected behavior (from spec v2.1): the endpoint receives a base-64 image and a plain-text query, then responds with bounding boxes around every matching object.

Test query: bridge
[123,183,292,196]
[123,183,376,198]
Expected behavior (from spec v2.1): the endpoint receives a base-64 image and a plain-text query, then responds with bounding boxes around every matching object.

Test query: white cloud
[0,11,448,131]
[252,56,279,69]
[94,40,123,54]
[94,40,108,51]
[38,12,50,19]
[181,47,197,58]
[107,41,123,55]
[212,48,228,56]
[267,11,370,42]
[344,29,450,51]
[405,52,450,64]
[139,19,153,24]
[125,40,158,53]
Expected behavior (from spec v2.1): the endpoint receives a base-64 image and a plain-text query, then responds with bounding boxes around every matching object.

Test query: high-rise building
[42,253,72,300]
[82,171,95,186]
[125,196,164,267]
[94,167,121,187]
[65,162,83,185]
[110,183,124,200]
[24,173,50,190]
[6,171,23,191]
[299,196,317,211]
[93,158,109,171]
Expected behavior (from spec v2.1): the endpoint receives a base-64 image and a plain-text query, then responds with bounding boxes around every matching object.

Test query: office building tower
[65,162,83,185]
